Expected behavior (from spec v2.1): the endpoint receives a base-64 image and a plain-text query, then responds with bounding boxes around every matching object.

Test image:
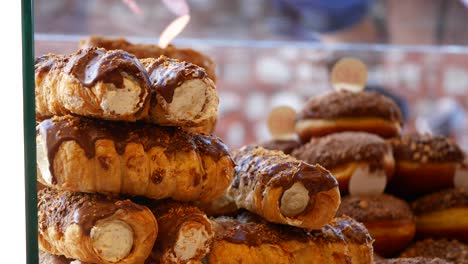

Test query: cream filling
[99,75,144,116]
[91,220,134,262]
[166,79,207,120]
[36,135,52,185]
[173,222,210,262]
[349,165,387,196]
[280,182,310,217]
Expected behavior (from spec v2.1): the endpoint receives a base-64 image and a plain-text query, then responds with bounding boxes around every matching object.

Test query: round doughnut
[400,238,468,263]
[375,257,452,264]
[411,188,468,242]
[337,194,416,257]
[387,134,465,198]
[259,138,302,155]
[292,132,395,195]
[295,90,403,141]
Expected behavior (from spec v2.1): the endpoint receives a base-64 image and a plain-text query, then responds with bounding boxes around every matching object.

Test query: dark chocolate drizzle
[144,56,207,103]
[37,115,231,181]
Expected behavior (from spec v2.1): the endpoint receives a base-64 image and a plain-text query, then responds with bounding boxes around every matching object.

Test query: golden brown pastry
[375,257,453,264]
[141,56,218,127]
[411,188,468,242]
[400,238,468,263]
[38,188,158,264]
[79,35,216,81]
[35,48,151,122]
[229,145,340,230]
[184,115,217,134]
[337,194,415,257]
[292,132,395,195]
[295,90,403,141]
[387,134,465,198]
[141,200,214,264]
[206,213,374,264]
[36,115,235,203]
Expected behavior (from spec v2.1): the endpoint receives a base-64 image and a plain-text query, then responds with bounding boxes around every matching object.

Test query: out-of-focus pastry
[337,194,415,257]
[400,238,468,264]
[295,90,402,141]
[259,138,302,155]
[229,145,340,230]
[141,56,218,127]
[35,48,151,122]
[411,188,468,242]
[38,188,158,264]
[206,213,374,264]
[36,115,235,203]
[79,35,216,81]
[142,200,214,264]
[387,134,465,198]
[292,132,394,195]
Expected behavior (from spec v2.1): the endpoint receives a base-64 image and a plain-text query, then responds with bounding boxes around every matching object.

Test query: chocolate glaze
[211,212,371,246]
[35,54,62,76]
[411,188,468,215]
[400,238,468,263]
[62,48,151,89]
[232,146,337,203]
[296,90,403,124]
[292,132,391,172]
[37,115,231,182]
[144,56,207,103]
[337,194,414,222]
[259,138,302,155]
[375,257,452,264]
[38,187,144,236]
[390,134,464,163]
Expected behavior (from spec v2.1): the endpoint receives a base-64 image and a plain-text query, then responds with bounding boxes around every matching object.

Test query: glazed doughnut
[411,188,468,242]
[387,134,465,198]
[292,132,394,195]
[295,90,403,141]
[400,238,468,263]
[337,194,416,257]
[375,257,452,264]
[259,138,302,155]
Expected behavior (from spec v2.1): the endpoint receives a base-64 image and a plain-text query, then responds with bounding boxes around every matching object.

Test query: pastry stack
[262,88,468,263]
[36,37,378,264]
[35,46,236,264]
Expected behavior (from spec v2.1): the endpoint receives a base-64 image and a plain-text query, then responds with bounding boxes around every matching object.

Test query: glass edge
[35,32,468,55]
[22,0,38,263]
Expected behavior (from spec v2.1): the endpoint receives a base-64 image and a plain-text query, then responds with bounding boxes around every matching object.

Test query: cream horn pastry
[79,35,217,81]
[230,146,340,230]
[36,115,235,202]
[38,188,158,264]
[35,48,151,122]
[141,200,214,264]
[206,213,373,264]
[141,56,218,127]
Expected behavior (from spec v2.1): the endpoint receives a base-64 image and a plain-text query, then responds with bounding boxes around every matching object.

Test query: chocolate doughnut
[337,194,416,257]
[259,138,302,155]
[295,90,403,141]
[292,132,394,195]
[411,188,468,242]
[400,238,468,263]
[387,134,465,198]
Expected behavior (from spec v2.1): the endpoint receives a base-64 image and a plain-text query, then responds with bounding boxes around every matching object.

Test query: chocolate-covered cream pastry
[292,132,394,195]
[35,48,151,122]
[36,115,235,203]
[38,188,158,264]
[387,134,465,197]
[80,35,216,82]
[141,200,214,264]
[206,213,374,264]
[411,188,468,242]
[400,238,468,264]
[295,90,402,141]
[228,145,340,230]
[337,194,415,257]
[141,56,218,127]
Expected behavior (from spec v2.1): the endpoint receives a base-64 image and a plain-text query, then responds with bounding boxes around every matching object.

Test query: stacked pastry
[35,46,236,264]
[261,88,467,262]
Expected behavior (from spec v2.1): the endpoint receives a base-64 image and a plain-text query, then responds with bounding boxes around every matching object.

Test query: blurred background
[35,0,468,150]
